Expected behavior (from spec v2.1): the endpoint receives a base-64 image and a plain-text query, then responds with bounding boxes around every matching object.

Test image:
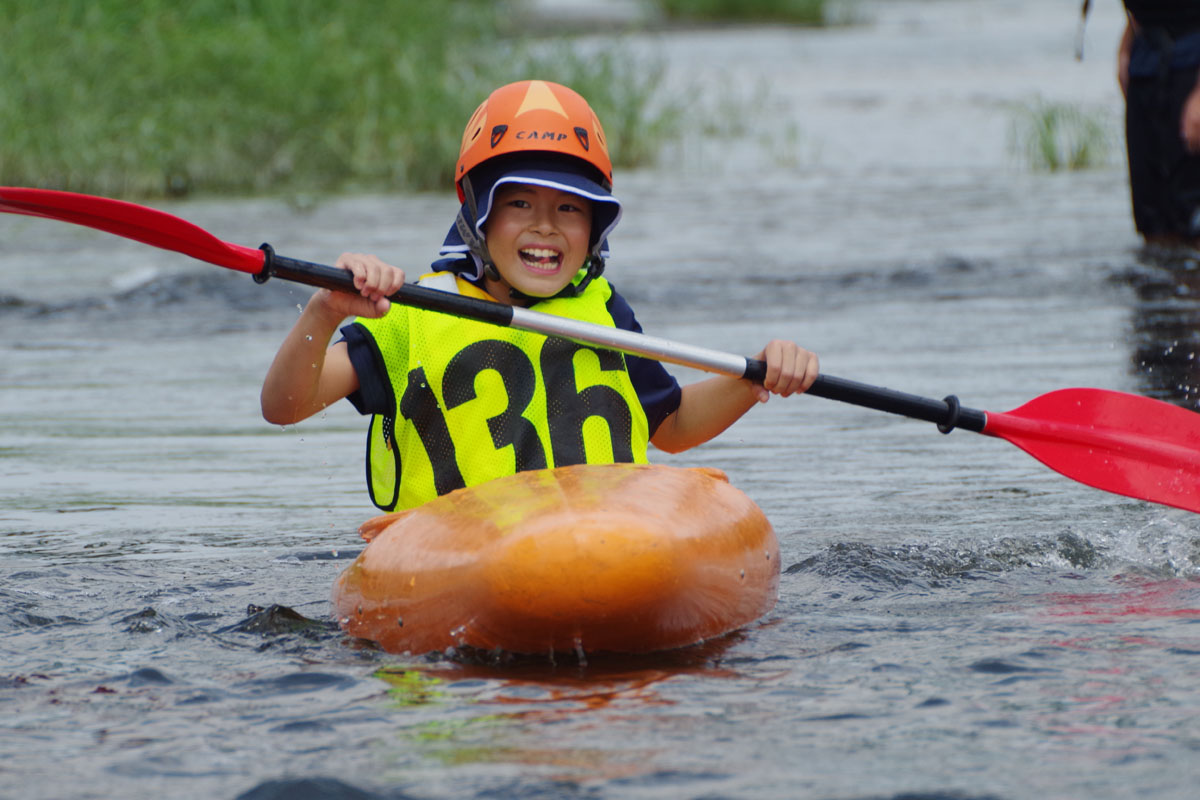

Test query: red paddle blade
[984,388,1200,513]
[0,187,264,274]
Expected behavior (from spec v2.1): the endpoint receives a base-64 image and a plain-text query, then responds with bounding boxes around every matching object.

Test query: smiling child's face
[483,182,593,303]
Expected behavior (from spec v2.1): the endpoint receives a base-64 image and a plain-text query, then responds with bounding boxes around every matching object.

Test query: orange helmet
[455,80,614,202]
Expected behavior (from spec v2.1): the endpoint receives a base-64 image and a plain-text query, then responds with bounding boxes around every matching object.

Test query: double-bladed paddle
[2,186,1198,513]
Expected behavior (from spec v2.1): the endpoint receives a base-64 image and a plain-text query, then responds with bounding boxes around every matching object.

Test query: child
[261,80,819,511]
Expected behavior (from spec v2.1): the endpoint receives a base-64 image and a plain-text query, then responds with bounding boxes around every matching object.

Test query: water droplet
[305,334,313,342]
[574,637,588,667]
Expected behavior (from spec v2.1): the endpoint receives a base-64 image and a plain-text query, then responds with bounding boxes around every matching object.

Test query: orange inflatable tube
[332,463,780,655]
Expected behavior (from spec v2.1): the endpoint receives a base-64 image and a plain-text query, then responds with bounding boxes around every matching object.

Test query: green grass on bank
[1008,99,1114,172]
[0,0,681,199]
[655,0,832,25]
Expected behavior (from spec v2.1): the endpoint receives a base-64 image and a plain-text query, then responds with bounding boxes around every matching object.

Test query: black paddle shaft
[797,374,987,434]
[258,247,987,435]
[259,247,516,327]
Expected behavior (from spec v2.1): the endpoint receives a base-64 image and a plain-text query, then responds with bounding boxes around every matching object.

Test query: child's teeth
[521,248,559,266]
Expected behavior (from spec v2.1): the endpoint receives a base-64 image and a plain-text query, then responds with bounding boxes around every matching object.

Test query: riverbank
[0,0,679,199]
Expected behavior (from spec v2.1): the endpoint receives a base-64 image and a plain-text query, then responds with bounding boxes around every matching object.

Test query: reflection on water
[1118,247,1200,409]
[372,639,748,784]
[1041,574,1200,623]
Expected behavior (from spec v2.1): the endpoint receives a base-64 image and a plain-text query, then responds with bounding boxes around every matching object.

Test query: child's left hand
[751,340,819,403]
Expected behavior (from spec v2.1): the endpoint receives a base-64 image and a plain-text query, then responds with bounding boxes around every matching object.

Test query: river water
[4,2,1200,799]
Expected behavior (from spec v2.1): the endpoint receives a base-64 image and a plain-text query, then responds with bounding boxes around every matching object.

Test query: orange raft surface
[332,463,780,655]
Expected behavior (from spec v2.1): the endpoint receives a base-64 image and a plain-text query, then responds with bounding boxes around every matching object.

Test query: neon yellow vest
[353,273,650,511]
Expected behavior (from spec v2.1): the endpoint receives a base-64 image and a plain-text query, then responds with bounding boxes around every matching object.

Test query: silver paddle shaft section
[510,306,754,379]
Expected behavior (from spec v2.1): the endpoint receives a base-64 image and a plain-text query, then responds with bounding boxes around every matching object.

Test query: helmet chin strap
[505,254,605,304]
[487,254,604,305]
[456,173,496,279]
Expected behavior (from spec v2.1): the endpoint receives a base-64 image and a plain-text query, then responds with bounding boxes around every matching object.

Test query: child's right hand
[751,339,819,403]
[313,252,406,320]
